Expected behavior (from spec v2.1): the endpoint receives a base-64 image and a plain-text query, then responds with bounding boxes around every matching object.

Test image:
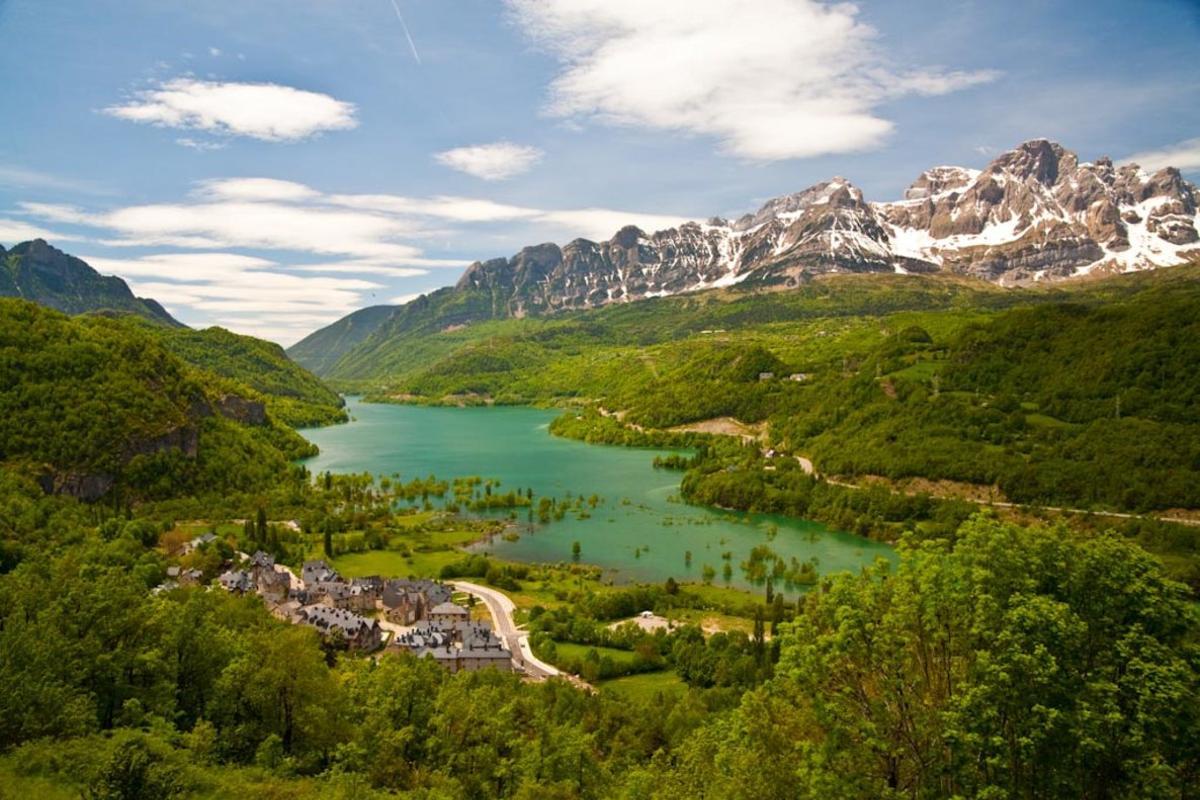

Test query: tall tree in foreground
[646,515,1200,799]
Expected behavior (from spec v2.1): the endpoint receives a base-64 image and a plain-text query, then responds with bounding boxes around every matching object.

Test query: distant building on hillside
[218,569,254,594]
[381,578,453,624]
[176,532,217,556]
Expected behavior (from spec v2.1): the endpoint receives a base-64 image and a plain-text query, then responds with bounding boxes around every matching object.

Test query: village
[161,533,516,673]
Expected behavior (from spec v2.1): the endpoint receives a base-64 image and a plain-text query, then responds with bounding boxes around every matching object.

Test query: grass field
[552,641,640,666]
[598,670,685,701]
[331,548,464,579]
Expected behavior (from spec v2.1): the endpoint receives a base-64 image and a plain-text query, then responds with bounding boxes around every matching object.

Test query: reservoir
[301,397,894,591]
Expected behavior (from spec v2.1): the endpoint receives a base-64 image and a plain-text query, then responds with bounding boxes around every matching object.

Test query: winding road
[449,580,562,680]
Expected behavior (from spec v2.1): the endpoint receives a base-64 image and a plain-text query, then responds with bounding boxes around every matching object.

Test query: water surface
[301,398,894,590]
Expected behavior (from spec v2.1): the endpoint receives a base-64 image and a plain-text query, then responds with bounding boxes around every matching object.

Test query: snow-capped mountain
[456,140,1200,314]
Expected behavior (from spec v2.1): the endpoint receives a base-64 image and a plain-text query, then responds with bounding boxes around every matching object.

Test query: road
[449,580,563,680]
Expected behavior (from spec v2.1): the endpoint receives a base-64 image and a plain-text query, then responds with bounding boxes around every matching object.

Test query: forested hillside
[148,325,346,427]
[0,299,317,504]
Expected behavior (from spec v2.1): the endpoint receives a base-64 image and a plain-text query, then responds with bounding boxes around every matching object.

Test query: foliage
[0,299,321,502]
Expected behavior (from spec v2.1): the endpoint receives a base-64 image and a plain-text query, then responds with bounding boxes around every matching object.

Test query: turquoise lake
[300,398,894,591]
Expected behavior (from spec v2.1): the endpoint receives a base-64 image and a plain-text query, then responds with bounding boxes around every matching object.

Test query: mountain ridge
[289,139,1199,375]
[1,238,182,326]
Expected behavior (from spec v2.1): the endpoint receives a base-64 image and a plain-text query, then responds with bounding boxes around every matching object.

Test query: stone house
[429,601,470,624]
[217,569,254,594]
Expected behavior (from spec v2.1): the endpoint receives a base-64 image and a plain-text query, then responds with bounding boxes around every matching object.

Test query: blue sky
[1,0,1198,344]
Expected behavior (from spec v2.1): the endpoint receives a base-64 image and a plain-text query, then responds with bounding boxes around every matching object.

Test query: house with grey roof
[218,569,255,594]
[301,559,340,587]
[297,605,382,651]
[176,532,217,557]
[429,601,469,624]
[390,619,511,672]
[381,578,453,624]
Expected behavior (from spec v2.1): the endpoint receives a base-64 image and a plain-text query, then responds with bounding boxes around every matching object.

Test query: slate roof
[302,560,340,586]
[298,604,379,638]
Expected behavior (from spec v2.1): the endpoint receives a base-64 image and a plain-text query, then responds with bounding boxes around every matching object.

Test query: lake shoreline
[300,398,895,591]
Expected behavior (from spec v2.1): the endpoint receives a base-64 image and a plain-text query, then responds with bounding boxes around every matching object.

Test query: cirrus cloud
[104,78,358,143]
[506,0,997,161]
[434,141,545,180]
[1125,137,1200,173]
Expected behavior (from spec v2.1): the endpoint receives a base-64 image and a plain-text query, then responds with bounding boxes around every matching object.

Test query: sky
[1,0,1198,345]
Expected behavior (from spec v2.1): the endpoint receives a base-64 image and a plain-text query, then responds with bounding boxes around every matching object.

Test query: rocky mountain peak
[433,139,1200,319]
[904,166,980,200]
[988,138,1074,185]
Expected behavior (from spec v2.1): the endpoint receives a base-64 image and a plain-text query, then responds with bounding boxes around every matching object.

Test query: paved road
[449,580,562,680]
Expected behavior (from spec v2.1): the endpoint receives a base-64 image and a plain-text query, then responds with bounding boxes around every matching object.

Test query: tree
[323,525,333,558]
[571,541,581,561]
[255,507,267,545]
[770,593,785,636]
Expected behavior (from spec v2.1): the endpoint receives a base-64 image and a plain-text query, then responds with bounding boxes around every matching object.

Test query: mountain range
[290,139,1199,375]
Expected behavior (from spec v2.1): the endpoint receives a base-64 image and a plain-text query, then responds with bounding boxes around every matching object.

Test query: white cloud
[25,199,425,259]
[388,292,423,305]
[291,261,433,277]
[19,175,700,343]
[327,193,540,222]
[104,78,358,142]
[1125,137,1200,172]
[0,218,74,245]
[176,137,227,152]
[434,141,544,180]
[506,0,997,160]
[198,177,321,202]
[538,208,690,240]
[0,165,112,195]
[85,252,386,345]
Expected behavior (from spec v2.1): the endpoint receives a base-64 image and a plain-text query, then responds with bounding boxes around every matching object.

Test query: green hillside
[286,303,397,375]
[0,299,316,503]
[149,325,346,427]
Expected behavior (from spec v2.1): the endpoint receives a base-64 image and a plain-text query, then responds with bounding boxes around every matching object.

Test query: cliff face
[34,392,266,501]
[453,140,1200,313]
